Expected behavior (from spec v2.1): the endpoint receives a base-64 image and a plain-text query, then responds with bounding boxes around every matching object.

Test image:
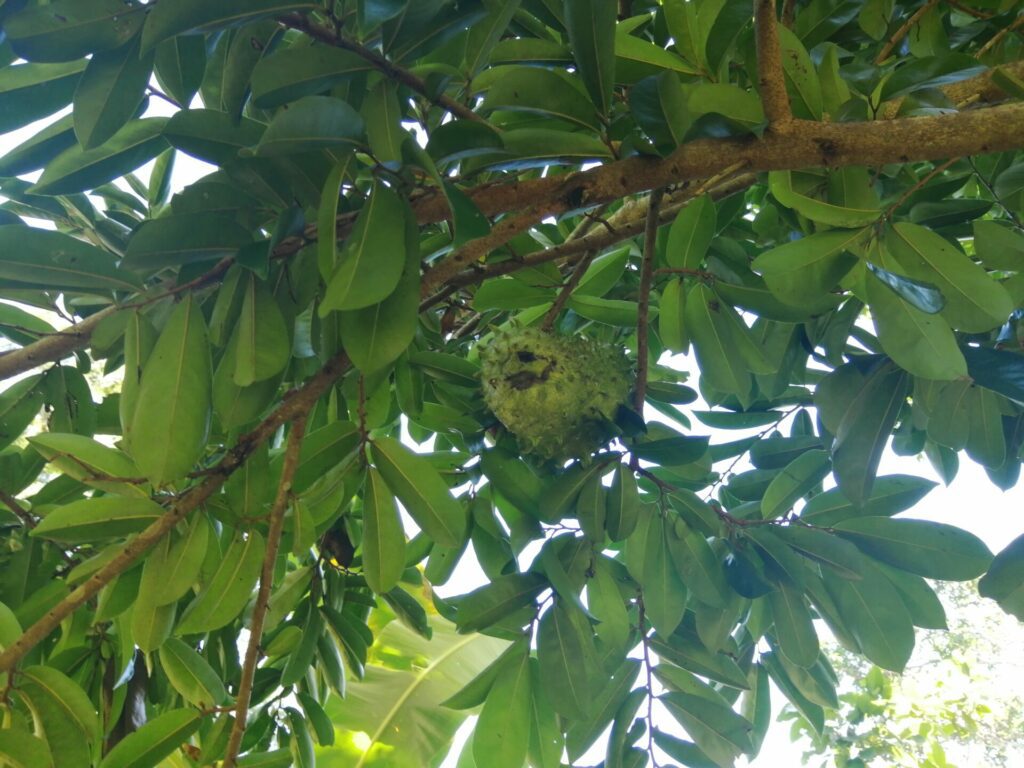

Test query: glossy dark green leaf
[163,109,266,165]
[537,600,599,719]
[833,516,992,580]
[0,226,141,292]
[370,437,466,547]
[73,39,154,149]
[0,114,76,176]
[250,46,371,108]
[153,35,207,107]
[562,0,616,116]
[454,572,546,634]
[249,95,364,157]
[881,54,986,99]
[5,0,146,63]
[0,61,85,134]
[480,66,600,131]
[141,0,318,52]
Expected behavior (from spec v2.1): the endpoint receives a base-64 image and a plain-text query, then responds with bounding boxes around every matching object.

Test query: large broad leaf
[686,282,751,402]
[17,666,99,768]
[473,642,531,768]
[251,46,371,108]
[0,731,53,768]
[176,529,265,635]
[827,360,909,505]
[0,113,77,176]
[833,517,992,580]
[537,600,600,720]
[5,0,147,63]
[141,0,319,52]
[760,449,831,519]
[768,584,820,669]
[866,271,966,380]
[370,437,467,547]
[73,38,154,149]
[479,66,600,130]
[126,295,212,486]
[800,474,937,525]
[961,345,1024,404]
[30,118,169,195]
[123,213,254,271]
[454,572,547,634]
[98,709,201,768]
[887,222,1013,333]
[979,532,1024,622]
[667,195,716,270]
[770,171,878,227]
[158,638,227,708]
[362,467,406,595]
[321,181,407,313]
[230,274,291,385]
[640,513,688,636]
[660,691,753,766]
[562,0,616,117]
[319,618,509,768]
[249,95,365,157]
[163,109,267,165]
[0,61,86,134]
[752,229,864,308]
[28,432,146,497]
[822,561,915,671]
[30,497,164,544]
[0,226,141,292]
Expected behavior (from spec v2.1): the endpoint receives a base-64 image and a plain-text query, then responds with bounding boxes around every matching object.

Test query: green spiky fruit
[480,326,632,461]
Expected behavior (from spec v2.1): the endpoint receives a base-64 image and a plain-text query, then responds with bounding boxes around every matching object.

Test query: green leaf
[98,709,201,768]
[153,35,206,106]
[321,181,407,313]
[880,53,986,99]
[752,229,864,308]
[250,46,371,109]
[30,497,163,544]
[163,109,266,165]
[28,432,145,496]
[866,261,943,313]
[615,28,699,77]
[537,600,599,719]
[479,66,599,131]
[668,522,729,606]
[887,222,1013,333]
[249,95,364,157]
[137,513,210,607]
[979,532,1024,622]
[0,731,53,768]
[473,642,531,768]
[126,295,212,486]
[658,277,690,353]
[607,463,641,541]
[767,584,820,668]
[30,118,169,195]
[0,61,86,134]
[866,271,966,380]
[528,658,565,768]
[141,0,319,52]
[18,666,98,768]
[73,38,154,149]
[0,114,77,177]
[778,25,822,119]
[769,171,879,227]
[761,449,831,519]
[231,274,291,385]
[833,517,992,580]
[5,0,146,63]
[660,691,753,766]
[770,525,865,580]
[686,282,751,401]
[640,513,688,636]
[563,0,616,117]
[362,467,406,594]
[823,561,915,671]
[667,195,716,270]
[159,637,228,708]
[454,572,547,634]
[176,529,265,635]
[0,226,141,292]
[800,474,937,525]
[830,360,909,505]
[564,658,642,761]
[0,376,45,453]
[370,437,467,547]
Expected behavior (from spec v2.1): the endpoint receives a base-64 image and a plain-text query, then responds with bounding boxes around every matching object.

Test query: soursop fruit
[479,326,632,461]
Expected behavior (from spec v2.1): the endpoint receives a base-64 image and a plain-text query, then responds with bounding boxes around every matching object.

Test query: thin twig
[968,157,1024,230]
[634,187,665,415]
[781,0,797,27]
[223,415,309,768]
[946,0,993,19]
[976,12,1024,58]
[541,251,596,330]
[0,353,350,674]
[754,0,793,127]
[882,157,960,219]
[876,0,941,63]
[278,13,485,124]
[0,490,35,529]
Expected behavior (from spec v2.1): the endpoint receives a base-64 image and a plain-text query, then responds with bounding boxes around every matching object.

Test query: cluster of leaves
[0,1,1022,767]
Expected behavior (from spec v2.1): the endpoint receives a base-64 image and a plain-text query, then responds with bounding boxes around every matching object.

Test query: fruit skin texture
[480,326,632,461]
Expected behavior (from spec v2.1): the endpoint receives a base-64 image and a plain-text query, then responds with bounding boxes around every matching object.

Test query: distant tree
[0,1,1024,767]
[786,581,1024,768]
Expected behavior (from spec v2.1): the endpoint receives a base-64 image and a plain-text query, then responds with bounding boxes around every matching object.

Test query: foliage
[0,1,1023,767]
[785,581,1024,768]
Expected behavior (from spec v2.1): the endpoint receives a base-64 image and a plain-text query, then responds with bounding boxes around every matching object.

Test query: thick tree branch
[278,13,485,124]
[223,415,309,768]
[634,188,665,415]
[754,0,793,127]
[0,353,350,674]
[0,306,116,381]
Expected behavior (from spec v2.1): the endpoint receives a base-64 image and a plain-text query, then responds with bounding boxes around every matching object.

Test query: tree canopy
[1,0,1024,766]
